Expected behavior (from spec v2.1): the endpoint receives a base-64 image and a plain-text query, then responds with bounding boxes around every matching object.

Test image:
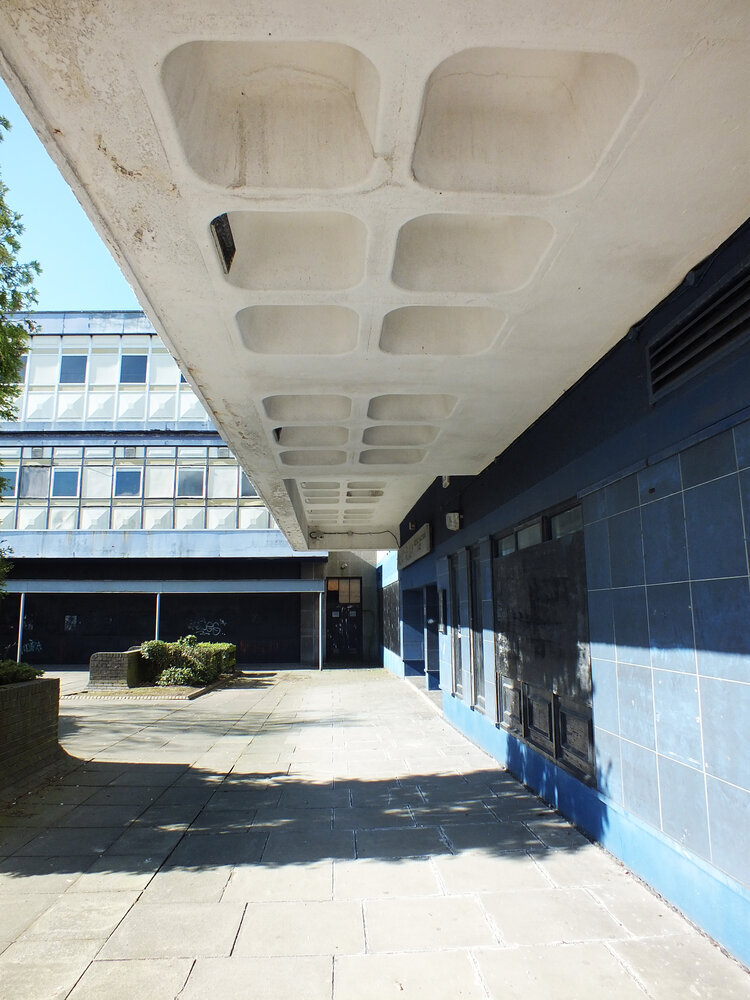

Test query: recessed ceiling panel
[264,395,352,421]
[360,448,426,464]
[276,426,349,446]
[413,47,637,194]
[239,306,359,355]
[379,307,503,355]
[162,41,379,188]
[280,449,347,465]
[367,394,457,420]
[362,425,438,445]
[392,214,554,292]
[222,212,366,290]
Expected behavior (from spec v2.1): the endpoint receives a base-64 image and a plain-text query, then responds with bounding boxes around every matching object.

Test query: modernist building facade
[382,217,750,967]
[0,311,378,667]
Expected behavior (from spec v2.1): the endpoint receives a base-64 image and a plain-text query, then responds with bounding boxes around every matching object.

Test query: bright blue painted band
[443,691,750,970]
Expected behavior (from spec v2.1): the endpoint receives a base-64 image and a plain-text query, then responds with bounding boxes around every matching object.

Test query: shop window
[119,355,148,383]
[52,468,79,497]
[59,355,87,384]
[114,468,142,497]
[177,467,205,497]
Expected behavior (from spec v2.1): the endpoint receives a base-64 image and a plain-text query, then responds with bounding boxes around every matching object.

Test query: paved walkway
[1,669,748,1000]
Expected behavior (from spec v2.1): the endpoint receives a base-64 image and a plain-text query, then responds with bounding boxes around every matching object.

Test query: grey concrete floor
[0,668,748,1000]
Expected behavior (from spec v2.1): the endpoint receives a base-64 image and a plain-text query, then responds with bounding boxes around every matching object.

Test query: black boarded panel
[382,581,401,656]
[493,531,591,702]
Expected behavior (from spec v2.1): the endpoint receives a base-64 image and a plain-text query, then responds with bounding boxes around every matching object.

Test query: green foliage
[141,636,236,687]
[0,659,44,686]
[0,115,40,598]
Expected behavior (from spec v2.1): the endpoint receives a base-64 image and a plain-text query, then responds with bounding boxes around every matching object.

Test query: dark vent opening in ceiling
[210,213,236,273]
[648,269,750,400]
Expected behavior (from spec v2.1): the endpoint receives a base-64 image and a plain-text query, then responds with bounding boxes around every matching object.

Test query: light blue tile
[681,429,736,488]
[700,677,750,791]
[684,476,746,580]
[620,741,661,830]
[594,728,622,804]
[606,473,639,515]
[608,509,644,588]
[591,658,619,734]
[638,455,682,505]
[706,776,750,888]
[658,756,710,859]
[617,662,655,749]
[641,494,689,585]
[693,578,750,682]
[612,587,651,667]
[584,520,611,590]
[653,669,703,768]
[587,589,615,661]
[647,583,696,673]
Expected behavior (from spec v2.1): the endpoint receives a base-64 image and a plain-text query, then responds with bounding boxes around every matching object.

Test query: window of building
[51,469,79,497]
[20,466,50,498]
[16,355,27,383]
[1,470,17,497]
[59,355,87,384]
[119,355,148,383]
[114,468,142,497]
[177,467,205,497]
[240,472,257,497]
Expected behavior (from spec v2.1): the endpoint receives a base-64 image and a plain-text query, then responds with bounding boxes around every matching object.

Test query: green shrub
[146,637,237,687]
[0,659,44,686]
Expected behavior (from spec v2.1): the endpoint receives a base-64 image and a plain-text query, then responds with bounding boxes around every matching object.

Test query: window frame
[59,355,88,385]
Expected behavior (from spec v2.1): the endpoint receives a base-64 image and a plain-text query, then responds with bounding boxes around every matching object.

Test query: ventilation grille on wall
[648,269,750,399]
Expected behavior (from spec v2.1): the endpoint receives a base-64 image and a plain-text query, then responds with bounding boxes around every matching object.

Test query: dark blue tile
[739,468,750,541]
[591,658,619,734]
[606,473,639,515]
[680,429,736,488]
[693,578,750,682]
[638,455,682,505]
[583,520,611,590]
[706,776,750,887]
[653,669,703,767]
[700,676,750,790]
[608,509,644,588]
[647,583,696,673]
[734,419,750,471]
[641,494,689,585]
[620,742,661,830]
[582,489,607,525]
[594,729,622,804]
[588,589,615,661]
[612,587,650,667]
[658,757,710,859]
[617,663,655,749]
[684,476,746,580]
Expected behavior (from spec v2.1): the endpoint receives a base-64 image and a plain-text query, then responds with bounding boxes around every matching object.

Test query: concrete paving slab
[355,825,450,859]
[19,891,139,942]
[98,901,246,959]
[66,855,160,893]
[364,896,498,952]
[476,942,649,999]
[0,938,101,1000]
[333,857,442,900]
[433,849,550,893]
[481,887,627,945]
[65,958,193,1000]
[233,899,365,956]
[181,955,333,1000]
[611,934,750,999]
[334,951,487,999]
[223,860,333,902]
[0,894,60,940]
[140,864,233,902]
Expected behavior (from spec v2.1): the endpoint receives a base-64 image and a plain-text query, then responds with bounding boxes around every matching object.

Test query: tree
[0,114,40,597]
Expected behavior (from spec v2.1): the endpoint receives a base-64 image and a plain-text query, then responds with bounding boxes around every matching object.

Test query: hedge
[140,636,236,687]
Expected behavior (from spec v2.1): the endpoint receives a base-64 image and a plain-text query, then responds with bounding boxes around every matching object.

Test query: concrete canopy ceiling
[2,2,749,550]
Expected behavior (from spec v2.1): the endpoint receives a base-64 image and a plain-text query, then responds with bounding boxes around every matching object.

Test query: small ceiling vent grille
[648,270,750,399]
[210,213,236,274]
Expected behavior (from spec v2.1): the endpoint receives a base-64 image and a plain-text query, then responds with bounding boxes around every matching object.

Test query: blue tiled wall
[586,421,750,891]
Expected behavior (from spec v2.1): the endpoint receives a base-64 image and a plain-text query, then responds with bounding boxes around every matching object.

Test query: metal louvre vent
[648,270,750,399]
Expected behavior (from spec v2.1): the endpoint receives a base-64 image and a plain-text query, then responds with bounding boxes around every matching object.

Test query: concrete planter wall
[0,677,61,798]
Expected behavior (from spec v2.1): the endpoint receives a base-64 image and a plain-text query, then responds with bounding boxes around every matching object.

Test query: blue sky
[0,78,139,311]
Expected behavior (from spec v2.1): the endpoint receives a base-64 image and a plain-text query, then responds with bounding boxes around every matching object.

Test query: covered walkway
[0,670,747,999]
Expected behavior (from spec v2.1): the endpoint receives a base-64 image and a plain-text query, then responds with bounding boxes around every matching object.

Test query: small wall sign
[398,522,432,570]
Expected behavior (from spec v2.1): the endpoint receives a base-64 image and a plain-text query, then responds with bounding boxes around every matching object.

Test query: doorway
[326,577,363,661]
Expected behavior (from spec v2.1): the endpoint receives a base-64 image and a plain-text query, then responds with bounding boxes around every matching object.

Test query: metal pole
[318,591,323,671]
[16,592,25,662]
[154,592,161,640]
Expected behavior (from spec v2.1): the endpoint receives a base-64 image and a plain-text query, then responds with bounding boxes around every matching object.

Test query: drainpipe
[16,592,25,663]
[154,592,161,640]
[318,591,323,671]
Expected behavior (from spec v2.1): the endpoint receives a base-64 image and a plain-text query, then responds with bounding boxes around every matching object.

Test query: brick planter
[0,678,61,798]
[89,649,145,689]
